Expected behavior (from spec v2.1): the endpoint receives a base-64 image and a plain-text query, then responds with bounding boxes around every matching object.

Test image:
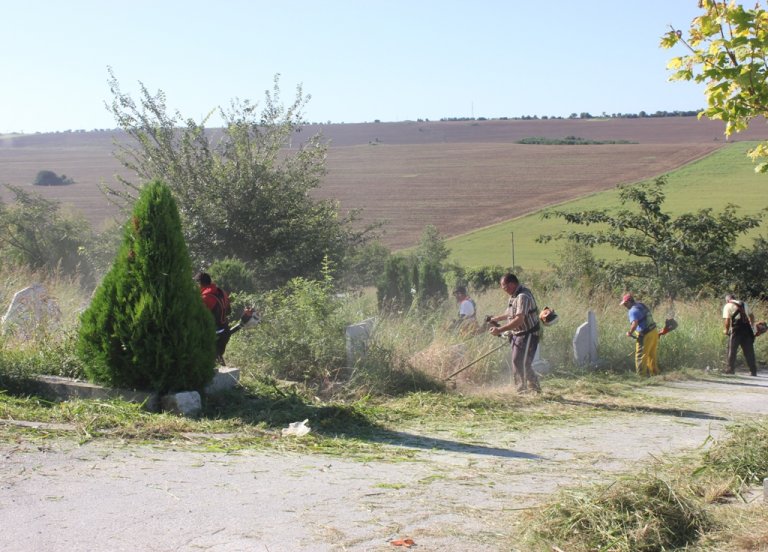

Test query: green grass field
[446,142,768,270]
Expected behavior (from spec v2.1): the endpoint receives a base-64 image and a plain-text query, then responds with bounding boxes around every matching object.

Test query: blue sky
[2,1,708,133]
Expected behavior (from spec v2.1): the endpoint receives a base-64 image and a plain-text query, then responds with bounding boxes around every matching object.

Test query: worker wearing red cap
[621,293,659,376]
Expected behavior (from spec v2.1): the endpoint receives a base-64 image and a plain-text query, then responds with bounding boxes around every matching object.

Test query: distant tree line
[439,110,700,123]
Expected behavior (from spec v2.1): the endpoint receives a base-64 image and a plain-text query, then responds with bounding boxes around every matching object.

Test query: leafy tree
[729,236,768,299]
[415,224,450,266]
[105,69,374,290]
[77,180,216,393]
[537,177,764,300]
[0,184,94,283]
[662,1,768,172]
[208,257,257,293]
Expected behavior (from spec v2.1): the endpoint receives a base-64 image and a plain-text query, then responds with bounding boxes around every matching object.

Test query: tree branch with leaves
[661,1,768,171]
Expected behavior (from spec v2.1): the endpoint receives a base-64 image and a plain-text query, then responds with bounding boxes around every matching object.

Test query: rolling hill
[1,117,767,249]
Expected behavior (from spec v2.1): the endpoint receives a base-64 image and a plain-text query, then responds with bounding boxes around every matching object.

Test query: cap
[620,293,633,306]
[453,285,467,295]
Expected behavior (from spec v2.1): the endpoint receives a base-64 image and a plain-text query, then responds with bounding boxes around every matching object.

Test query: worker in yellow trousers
[621,293,659,376]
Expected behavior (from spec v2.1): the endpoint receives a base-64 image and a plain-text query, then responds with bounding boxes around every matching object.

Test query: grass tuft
[699,419,768,486]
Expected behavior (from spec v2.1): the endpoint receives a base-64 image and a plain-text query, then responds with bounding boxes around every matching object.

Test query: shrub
[415,259,447,310]
[77,180,216,393]
[33,170,73,186]
[236,269,346,383]
[465,265,507,293]
[377,255,414,313]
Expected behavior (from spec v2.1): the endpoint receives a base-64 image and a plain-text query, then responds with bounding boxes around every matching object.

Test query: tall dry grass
[0,261,765,392]
[335,284,767,390]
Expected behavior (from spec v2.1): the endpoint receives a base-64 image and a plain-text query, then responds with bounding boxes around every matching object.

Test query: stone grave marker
[573,310,599,366]
[1,284,61,340]
[345,317,376,367]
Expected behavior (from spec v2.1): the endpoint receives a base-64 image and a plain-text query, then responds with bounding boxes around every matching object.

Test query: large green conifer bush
[77,180,216,392]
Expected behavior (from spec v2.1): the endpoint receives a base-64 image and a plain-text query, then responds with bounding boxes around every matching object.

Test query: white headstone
[572,310,599,366]
[1,284,61,340]
[345,317,376,367]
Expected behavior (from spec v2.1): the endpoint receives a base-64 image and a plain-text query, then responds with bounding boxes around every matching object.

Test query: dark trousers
[727,328,757,375]
[510,332,541,391]
[216,326,231,365]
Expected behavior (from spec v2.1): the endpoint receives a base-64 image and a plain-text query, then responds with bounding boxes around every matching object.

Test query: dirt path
[1,373,766,552]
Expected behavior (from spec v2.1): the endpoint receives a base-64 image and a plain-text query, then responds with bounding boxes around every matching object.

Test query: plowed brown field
[323,142,719,249]
[1,117,767,248]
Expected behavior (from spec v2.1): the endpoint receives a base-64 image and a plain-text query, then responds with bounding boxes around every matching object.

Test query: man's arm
[490,312,524,336]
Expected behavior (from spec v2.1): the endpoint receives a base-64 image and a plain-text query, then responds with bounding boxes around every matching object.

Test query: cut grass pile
[520,419,768,551]
[527,470,712,552]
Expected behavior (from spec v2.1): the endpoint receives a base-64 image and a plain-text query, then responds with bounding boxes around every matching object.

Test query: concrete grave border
[28,367,240,416]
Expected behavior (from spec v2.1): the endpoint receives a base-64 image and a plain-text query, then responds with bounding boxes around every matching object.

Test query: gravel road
[1,372,765,552]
